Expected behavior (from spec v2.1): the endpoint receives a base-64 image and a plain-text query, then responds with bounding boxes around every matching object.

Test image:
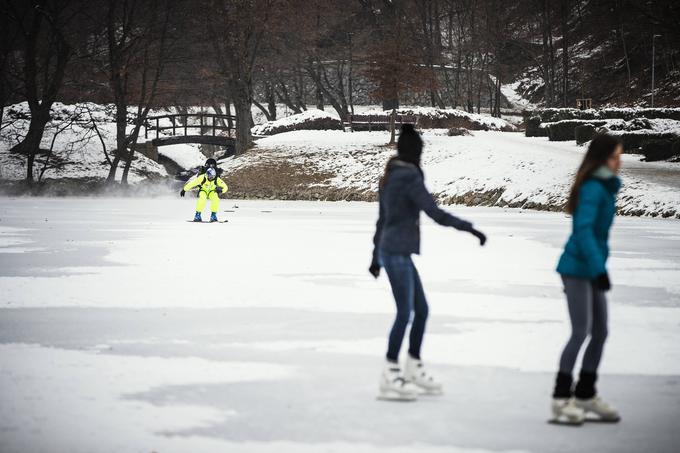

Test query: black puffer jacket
[372,160,473,261]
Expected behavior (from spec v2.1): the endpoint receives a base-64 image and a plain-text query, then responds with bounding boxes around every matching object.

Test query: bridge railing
[144,113,237,139]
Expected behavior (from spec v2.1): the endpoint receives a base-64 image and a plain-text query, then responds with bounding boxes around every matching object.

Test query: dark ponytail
[565,133,621,214]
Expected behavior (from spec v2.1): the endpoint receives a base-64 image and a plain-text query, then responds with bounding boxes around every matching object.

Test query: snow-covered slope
[219,129,680,218]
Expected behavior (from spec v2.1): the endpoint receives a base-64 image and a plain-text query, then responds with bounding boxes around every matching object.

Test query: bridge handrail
[143,112,237,139]
[145,113,236,121]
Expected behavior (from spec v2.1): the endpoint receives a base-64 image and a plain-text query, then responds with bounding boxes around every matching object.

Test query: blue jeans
[380,251,429,362]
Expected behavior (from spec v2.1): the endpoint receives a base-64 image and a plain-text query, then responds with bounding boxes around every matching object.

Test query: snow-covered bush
[528,107,680,127]
[640,138,680,162]
[546,120,607,141]
[575,124,597,144]
[251,109,342,136]
[525,116,546,137]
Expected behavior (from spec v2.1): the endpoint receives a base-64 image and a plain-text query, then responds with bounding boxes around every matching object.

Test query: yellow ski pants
[196,190,220,213]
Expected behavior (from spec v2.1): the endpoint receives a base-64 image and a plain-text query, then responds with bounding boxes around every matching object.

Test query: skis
[186,220,229,223]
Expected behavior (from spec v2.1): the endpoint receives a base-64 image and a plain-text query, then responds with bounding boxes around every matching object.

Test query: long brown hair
[565,133,621,214]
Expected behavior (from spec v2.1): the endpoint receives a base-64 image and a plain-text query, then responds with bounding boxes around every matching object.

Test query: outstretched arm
[406,176,471,230]
[405,175,486,245]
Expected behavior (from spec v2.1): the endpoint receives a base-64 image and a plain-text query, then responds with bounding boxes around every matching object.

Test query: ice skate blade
[377,391,417,402]
[418,387,443,396]
[548,416,584,426]
[584,414,621,423]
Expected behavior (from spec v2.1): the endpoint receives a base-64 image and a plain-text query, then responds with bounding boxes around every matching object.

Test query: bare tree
[101,0,172,184]
[207,0,278,155]
[4,0,78,182]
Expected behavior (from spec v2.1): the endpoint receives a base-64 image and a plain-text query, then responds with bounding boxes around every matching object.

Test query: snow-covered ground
[0,198,679,453]
[252,109,341,136]
[157,143,208,169]
[0,103,168,182]
[221,130,680,218]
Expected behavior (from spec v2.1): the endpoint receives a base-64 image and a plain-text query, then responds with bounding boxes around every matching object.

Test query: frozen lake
[0,197,679,453]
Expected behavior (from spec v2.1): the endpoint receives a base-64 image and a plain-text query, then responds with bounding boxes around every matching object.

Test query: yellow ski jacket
[183,174,228,194]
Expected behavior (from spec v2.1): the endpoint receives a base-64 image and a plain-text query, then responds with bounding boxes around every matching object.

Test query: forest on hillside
[1,0,679,176]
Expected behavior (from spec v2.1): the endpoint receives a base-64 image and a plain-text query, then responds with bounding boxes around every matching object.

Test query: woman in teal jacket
[551,133,623,425]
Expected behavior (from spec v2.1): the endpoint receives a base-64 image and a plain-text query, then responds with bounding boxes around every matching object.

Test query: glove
[593,272,611,291]
[215,187,223,194]
[180,189,185,197]
[369,260,381,279]
[470,228,487,246]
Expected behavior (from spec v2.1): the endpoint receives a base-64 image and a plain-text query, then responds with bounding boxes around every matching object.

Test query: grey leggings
[558,275,609,374]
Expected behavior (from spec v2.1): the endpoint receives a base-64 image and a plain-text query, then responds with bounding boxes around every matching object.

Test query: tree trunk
[106,101,127,183]
[267,89,277,121]
[253,100,273,121]
[315,84,324,110]
[388,108,396,145]
[15,109,50,183]
[233,88,253,155]
[561,0,569,107]
[121,141,137,183]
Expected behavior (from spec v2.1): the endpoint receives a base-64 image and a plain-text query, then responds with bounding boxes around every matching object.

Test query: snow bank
[251,109,342,136]
[221,130,680,218]
[157,144,207,170]
[359,107,517,131]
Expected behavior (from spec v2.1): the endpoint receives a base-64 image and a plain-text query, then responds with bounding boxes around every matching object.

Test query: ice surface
[0,198,678,452]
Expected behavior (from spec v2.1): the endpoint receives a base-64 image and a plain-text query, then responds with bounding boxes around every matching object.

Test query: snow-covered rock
[251,109,342,136]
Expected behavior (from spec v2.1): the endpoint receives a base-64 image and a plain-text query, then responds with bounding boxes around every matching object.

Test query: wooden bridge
[137,113,237,161]
[144,113,236,147]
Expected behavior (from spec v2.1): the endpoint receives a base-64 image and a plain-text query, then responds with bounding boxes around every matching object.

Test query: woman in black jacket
[370,124,486,401]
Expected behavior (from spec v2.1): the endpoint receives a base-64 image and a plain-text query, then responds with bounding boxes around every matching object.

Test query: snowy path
[0,198,679,453]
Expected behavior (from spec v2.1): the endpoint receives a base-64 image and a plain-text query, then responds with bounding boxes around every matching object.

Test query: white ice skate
[550,398,585,426]
[378,362,418,401]
[404,356,443,395]
[575,397,621,422]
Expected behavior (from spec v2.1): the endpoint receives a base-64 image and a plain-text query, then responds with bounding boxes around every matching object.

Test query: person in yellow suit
[180,166,228,222]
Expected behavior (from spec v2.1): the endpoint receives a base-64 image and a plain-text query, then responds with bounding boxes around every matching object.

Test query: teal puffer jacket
[557,174,621,279]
